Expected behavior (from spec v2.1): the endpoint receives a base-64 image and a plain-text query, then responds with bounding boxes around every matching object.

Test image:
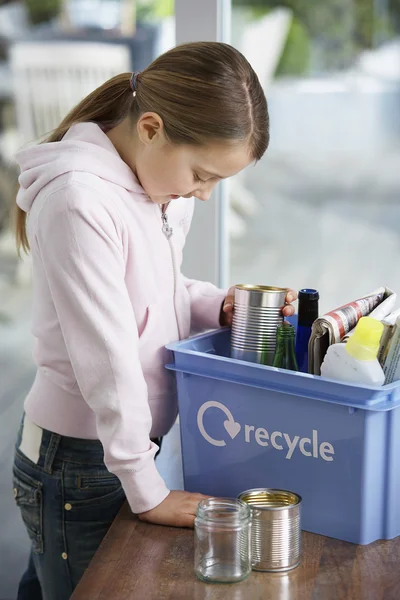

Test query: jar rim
[196,497,251,523]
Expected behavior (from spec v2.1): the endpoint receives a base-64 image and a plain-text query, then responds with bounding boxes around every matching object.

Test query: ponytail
[16,42,269,253]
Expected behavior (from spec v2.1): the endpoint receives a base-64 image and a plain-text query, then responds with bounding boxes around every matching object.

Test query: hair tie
[130,71,141,95]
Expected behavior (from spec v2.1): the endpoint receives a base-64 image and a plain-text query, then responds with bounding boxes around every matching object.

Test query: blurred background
[229,0,400,312]
[0,1,399,598]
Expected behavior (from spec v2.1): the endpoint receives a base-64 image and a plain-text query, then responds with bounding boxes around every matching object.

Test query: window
[229,0,400,312]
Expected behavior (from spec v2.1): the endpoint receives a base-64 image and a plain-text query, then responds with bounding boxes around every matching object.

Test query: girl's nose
[194,190,212,202]
[193,181,216,202]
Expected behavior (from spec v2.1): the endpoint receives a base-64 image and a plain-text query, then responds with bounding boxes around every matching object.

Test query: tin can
[231,285,287,365]
[238,488,302,572]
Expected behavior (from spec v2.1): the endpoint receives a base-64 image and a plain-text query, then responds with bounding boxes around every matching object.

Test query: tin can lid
[238,488,302,509]
[236,284,288,293]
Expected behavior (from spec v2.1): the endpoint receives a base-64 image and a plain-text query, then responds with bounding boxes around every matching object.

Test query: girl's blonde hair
[16,41,269,253]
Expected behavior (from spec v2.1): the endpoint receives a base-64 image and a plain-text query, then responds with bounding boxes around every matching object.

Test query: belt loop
[43,432,62,474]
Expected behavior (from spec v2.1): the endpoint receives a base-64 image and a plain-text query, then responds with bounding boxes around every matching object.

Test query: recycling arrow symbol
[197,401,241,447]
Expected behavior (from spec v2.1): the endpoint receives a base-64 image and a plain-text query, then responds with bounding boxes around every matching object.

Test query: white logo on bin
[197,401,241,446]
[197,401,335,461]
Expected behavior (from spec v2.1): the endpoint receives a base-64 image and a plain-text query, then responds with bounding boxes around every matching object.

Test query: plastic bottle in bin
[321,317,385,386]
[295,289,319,373]
[271,323,299,371]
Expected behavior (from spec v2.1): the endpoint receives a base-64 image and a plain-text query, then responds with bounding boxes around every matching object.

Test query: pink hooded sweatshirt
[15,122,226,513]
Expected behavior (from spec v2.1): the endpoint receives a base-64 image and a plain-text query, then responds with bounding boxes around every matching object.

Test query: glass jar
[194,497,252,583]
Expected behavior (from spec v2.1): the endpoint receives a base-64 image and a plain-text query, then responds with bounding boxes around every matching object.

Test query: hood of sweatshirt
[15,122,147,212]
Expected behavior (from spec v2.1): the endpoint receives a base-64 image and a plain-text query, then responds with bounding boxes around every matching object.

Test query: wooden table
[71,501,400,600]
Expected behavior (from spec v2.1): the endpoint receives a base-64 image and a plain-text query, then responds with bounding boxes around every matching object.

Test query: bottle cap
[346,317,384,361]
[298,289,319,325]
[298,289,319,301]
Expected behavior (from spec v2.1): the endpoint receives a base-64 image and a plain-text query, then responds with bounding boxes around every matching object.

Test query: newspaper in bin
[378,308,400,368]
[308,287,396,375]
[382,315,400,384]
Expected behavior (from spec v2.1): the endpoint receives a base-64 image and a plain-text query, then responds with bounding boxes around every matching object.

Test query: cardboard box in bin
[166,328,400,545]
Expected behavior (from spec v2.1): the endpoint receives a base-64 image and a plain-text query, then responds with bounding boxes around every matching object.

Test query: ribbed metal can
[231,285,287,365]
[238,488,302,572]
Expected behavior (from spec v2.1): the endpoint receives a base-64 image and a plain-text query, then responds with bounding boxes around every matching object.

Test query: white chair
[9,41,132,144]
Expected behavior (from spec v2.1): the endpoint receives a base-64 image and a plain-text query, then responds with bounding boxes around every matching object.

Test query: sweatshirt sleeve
[183,276,227,331]
[180,199,227,331]
[35,184,169,514]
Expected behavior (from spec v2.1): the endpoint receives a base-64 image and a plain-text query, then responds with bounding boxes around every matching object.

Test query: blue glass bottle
[295,289,319,373]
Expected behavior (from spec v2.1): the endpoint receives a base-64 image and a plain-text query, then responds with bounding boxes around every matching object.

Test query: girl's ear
[136,112,165,145]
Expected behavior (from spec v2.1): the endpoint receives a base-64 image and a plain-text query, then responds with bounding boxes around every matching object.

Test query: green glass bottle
[272,323,299,371]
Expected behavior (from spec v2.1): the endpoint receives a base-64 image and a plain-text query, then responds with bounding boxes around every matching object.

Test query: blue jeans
[13,418,162,600]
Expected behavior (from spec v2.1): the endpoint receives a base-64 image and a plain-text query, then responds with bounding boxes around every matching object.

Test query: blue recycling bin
[166,328,400,545]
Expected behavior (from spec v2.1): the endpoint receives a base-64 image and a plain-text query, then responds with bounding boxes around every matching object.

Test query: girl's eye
[193,173,206,184]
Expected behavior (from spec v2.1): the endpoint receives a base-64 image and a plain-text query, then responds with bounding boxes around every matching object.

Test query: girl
[12,41,295,599]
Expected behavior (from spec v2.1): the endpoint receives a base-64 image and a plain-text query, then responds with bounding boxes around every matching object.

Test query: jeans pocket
[13,464,44,554]
[78,473,121,489]
[64,468,125,523]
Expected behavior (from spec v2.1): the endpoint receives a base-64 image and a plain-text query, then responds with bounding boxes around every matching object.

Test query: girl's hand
[138,490,209,528]
[220,287,297,327]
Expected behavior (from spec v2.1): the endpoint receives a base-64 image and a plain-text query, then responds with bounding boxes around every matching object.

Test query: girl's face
[133,113,253,205]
